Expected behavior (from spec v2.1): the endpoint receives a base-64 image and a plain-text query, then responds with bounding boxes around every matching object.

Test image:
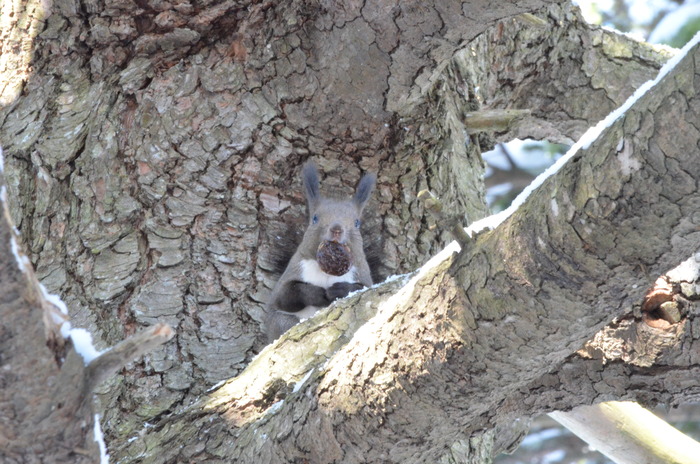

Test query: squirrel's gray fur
[264,162,376,342]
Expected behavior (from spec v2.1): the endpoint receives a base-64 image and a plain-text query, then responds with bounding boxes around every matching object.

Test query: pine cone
[317,241,353,276]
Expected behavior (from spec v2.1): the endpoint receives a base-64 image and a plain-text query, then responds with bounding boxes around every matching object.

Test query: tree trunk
[2,0,699,463]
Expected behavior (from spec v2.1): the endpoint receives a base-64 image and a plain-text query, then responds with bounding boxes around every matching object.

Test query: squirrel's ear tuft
[353,172,376,212]
[302,162,320,207]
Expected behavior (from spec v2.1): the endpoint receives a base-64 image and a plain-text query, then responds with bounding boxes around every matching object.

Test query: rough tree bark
[1,0,699,463]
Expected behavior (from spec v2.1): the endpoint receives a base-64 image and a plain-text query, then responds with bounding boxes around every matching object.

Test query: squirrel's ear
[302,162,320,207]
[353,172,376,212]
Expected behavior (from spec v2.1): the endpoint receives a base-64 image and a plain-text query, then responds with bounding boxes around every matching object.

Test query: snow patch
[207,379,227,392]
[10,236,31,273]
[69,328,106,365]
[267,400,284,414]
[39,282,69,315]
[38,283,106,365]
[293,368,314,393]
[0,146,4,173]
[375,273,409,286]
[93,414,110,464]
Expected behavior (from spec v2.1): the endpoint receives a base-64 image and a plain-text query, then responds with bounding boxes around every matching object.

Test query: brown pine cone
[317,240,353,276]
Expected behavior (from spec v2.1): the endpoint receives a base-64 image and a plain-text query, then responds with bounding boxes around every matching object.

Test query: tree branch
[466,4,672,144]
[418,189,471,248]
[463,109,531,134]
[550,402,700,464]
[85,324,175,394]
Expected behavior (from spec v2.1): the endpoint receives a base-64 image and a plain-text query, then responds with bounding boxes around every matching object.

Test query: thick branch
[464,3,673,144]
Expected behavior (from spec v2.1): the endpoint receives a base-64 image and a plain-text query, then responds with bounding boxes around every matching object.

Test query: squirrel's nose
[330,224,343,242]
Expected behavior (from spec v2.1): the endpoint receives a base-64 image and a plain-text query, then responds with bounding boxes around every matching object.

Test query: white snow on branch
[10,235,31,273]
[293,368,314,393]
[1,145,106,365]
[39,282,69,315]
[267,399,284,415]
[69,327,107,364]
[38,282,107,364]
[9,220,106,367]
[4,151,33,275]
[93,414,110,464]
[207,379,227,392]
[467,30,700,235]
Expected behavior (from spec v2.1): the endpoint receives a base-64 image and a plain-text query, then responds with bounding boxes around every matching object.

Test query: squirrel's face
[300,161,375,257]
[307,199,363,247]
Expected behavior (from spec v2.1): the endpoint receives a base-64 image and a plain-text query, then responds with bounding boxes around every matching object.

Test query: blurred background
[488,1,700,462]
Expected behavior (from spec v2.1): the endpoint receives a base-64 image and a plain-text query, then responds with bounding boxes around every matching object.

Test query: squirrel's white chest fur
[299,259,357,288]
[285,259,357,320]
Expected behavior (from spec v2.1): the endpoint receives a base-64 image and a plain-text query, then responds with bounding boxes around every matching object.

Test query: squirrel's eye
[312,214,319,224]
[354,219,361,228]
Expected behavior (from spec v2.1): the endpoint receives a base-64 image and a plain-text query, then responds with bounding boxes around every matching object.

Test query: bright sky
[573,0,700,43]
[573,0,674,28]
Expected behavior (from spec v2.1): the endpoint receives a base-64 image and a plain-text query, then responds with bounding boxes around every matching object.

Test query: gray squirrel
[264,162,376,342]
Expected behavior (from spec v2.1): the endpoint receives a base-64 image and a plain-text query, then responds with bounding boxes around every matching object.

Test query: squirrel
[264,162,376,342]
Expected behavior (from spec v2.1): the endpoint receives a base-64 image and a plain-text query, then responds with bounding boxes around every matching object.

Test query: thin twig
[418,190,471,248]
